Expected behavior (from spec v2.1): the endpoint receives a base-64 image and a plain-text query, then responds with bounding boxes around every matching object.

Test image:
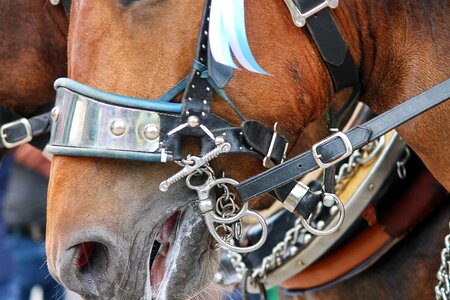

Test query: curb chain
[436,223,450,300]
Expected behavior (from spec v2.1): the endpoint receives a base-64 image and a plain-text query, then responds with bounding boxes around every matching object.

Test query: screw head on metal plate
[143,124,160,140]
[110,119,127,136]
[51,106,60,122]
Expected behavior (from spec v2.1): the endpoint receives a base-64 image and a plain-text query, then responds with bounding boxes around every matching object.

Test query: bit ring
[300,193,345,236]
[204,178,268,253]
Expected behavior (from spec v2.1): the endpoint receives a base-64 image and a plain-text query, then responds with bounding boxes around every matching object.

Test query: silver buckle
[0,118,33,149]
[284,0,339,27]
[311,131,352,168]
[263,122,288,168]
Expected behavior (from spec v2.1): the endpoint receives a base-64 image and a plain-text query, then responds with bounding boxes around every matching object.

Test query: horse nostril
[73,242,109,276]
[57,241,110,297]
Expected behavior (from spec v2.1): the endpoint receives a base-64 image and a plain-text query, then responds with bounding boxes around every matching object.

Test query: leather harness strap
[236,79,450,214]
[0,111,52,152]
[60,0,71,16]
[295,0,361,124]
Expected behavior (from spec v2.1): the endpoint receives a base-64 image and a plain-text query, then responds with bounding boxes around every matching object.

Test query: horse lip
[149,204,214,300]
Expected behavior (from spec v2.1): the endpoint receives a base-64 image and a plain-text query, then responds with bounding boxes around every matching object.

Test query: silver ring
[204,178,268,253]
[300,193,345,236]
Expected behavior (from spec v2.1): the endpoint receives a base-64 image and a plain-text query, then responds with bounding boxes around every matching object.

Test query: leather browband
[236,79,450,211]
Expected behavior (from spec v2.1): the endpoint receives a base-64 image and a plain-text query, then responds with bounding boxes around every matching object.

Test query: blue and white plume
[209,0,268,75]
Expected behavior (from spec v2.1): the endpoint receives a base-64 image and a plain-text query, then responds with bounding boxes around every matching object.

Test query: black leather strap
[181,0,213,123]
[236,79,450,212]
[295,0,361,125]
[60,0,71,16]
[241,120,288,165]
[0,112,52,151]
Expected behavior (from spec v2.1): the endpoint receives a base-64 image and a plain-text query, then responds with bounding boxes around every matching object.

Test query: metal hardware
[263,122,280,168]
[51,106,60,122]
[284,0,339,27]
[248,134,399,291]
[396,147,410,180]
[436,222,450,300]
[187,170,268,253]
[159,142,231,192]
[48,87,162,158]
[215,136,225,145]
[262,122,288,168]
[311,131,352,168]
[50,0,60,5]
[300,193,344,236]
[110,119,127,136]
[322,194,335,207]
[187,116,200,127]
[283,181,309,213]
[335,135,385,192]
[0,118,33,149]
[143,124,160,140]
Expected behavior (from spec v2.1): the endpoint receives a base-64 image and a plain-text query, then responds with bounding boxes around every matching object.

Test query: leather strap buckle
[1,118,33,149]
[284,0,339,27]
[263,122,288,168]
[311,131,352,168]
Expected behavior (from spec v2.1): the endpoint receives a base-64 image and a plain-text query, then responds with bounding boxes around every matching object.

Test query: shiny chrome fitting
[284,0,339,27]
[263,122,288,168]
[0,118,33,149]
[311,131,352,169]
[143,124,160,140]
[283,181,309,213]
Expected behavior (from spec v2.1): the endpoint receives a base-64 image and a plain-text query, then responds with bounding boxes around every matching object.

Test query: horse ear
[208,49,234,89]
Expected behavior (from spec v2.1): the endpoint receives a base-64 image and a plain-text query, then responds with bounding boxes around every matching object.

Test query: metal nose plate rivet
[143,124,160,140]
[110,120,127,136]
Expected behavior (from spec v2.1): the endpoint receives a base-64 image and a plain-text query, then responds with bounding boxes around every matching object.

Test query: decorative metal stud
[323,194,335,207]
[187,116,200,127]
[50,0,60,5]
[51,106,60,122]
[143,124,160,140]
[110,120,127,136]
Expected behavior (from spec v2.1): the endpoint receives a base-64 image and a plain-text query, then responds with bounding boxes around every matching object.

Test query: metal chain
[223,137,386,285]
[436,222,450,300]
[215,183,243,243]
[335,136,385,192]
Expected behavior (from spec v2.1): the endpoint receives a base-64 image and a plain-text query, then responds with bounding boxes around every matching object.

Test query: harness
[1,0,449,295]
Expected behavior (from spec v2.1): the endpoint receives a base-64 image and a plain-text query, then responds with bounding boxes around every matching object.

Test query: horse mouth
[149,211,180,296]
[147,205,214,299]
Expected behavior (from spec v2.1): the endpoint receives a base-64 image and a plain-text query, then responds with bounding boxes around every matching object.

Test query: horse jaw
[147,205,219,300]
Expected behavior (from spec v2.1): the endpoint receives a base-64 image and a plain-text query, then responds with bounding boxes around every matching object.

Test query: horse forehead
[68,0,204,95]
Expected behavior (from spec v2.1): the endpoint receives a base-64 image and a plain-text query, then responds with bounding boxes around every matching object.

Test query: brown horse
[46,0,449,299]
[0,0,67,114]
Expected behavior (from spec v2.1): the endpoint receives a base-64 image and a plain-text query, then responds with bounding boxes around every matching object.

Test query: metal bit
[159,142,231,192]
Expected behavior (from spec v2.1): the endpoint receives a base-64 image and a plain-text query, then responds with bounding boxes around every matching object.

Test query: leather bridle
[1,0,449,248]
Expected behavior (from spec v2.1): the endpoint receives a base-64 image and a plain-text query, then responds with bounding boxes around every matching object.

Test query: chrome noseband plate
[46,87,169,162]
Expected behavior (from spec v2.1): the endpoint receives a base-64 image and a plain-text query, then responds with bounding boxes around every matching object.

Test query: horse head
[46,0,449,299]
